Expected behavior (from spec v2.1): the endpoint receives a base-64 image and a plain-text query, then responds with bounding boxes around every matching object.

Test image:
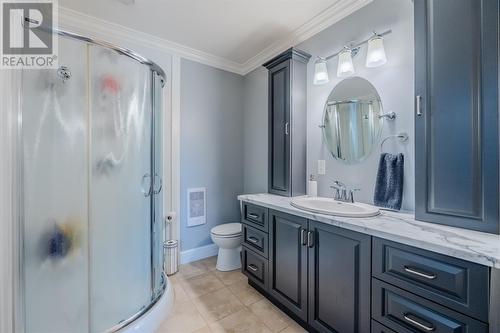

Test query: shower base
[119,277,173,333]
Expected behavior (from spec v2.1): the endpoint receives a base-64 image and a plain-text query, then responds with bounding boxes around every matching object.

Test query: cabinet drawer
[372,238,489,321]
[372,279,488,333]
[242,246,268,290]
[371,320,397,333]
[243,224,268,258]
[242,203,268,232]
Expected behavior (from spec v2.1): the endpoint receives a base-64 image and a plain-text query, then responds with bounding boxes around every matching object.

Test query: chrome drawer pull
[403,314,435,331]
[307,231,314,248]
[416,95,423,116]
[404,266,437,280]
[248,264,259,272]
[247,213,259,220]
[247,236,259,244]
[300,229,307,246]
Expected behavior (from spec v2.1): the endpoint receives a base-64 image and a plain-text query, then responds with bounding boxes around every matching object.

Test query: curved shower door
[89,44,153,332]
[20,33,164,333]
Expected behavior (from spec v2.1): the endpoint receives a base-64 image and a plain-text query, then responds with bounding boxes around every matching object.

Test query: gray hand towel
[373,153,404,210]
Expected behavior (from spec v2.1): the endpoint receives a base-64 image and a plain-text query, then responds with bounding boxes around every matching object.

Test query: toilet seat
[210,223,242,238]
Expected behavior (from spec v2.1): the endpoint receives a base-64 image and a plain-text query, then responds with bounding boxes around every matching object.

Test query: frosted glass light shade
[366,35,387,67]
[337,48,355,77]
[313,58,329,85]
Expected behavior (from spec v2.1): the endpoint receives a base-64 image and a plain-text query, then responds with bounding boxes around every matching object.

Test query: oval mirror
[321,77,384,163]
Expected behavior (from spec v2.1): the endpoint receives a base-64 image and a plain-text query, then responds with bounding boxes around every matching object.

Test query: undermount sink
[290,197,380,218]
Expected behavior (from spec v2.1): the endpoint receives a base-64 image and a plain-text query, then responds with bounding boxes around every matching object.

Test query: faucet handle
[330,182,343,200]
[332,180,345,189]
[330,185,340,200]
[331,181,347,200]
[347,188,361,203]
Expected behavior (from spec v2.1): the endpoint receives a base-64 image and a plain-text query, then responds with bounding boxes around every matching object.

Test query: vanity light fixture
[313,57,330,85]
[366,33,387,67]
[312,29,392,85]
[337,47,355,77]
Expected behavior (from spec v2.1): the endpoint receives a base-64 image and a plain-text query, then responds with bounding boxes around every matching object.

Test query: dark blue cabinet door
[414,0,499,233]
[264,48,310,197]
[269,210,308,321]
[268,61,291,196]
[308,221,371,333]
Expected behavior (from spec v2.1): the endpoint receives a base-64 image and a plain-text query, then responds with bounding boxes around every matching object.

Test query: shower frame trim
[55,28,167,83]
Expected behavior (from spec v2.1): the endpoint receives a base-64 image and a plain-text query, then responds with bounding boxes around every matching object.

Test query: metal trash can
[164,239,179,276]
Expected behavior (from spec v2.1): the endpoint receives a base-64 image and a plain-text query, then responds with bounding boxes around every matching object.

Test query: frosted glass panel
[89,45,153,332]
[22,37,89,333]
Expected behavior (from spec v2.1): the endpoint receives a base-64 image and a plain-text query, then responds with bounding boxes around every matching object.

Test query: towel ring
[380,133,409,152]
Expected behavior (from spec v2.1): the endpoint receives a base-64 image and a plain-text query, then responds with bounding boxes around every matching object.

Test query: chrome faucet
[330,181,360,203]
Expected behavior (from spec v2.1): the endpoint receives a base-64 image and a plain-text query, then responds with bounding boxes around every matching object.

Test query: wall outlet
[318,160,326,175]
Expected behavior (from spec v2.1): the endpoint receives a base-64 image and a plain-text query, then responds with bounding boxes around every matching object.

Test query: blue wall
[243,66,268,194]
[180,59,244,251]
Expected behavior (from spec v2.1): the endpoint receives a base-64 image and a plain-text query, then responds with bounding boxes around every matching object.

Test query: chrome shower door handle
[141,173,153,197]
[153,173,162,195]
[285,122,290,135]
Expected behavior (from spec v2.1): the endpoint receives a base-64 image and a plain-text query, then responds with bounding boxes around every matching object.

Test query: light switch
[318,160,326,175]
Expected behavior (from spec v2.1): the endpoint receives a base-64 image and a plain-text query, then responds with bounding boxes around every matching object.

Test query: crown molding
[240,0,373,74]
[58,7,245,74]
[58,0,372,76]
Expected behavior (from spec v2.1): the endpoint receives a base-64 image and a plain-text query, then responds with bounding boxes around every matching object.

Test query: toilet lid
[211,223,242,237]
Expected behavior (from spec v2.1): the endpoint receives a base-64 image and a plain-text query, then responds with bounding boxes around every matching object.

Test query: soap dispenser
[308,174,318,197]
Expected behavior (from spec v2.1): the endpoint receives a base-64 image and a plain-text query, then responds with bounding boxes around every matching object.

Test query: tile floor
[156,256,307,333]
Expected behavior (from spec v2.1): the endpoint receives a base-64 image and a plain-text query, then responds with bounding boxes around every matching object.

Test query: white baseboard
[180,243,218,264]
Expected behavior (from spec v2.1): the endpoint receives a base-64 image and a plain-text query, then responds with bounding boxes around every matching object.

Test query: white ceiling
[60,0,371,71]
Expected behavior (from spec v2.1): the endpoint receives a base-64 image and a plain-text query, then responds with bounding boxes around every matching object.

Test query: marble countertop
[237,193,500,269]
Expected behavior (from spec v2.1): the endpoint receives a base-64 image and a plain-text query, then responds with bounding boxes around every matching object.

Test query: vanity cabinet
[414,0,500,233]
[263,48,310,197]
[308,221,371,333]
[239,197,500,333]
[269,210,308,321]
[244,206,371,332]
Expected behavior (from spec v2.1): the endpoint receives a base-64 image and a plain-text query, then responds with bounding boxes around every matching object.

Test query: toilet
[210,223,242,271]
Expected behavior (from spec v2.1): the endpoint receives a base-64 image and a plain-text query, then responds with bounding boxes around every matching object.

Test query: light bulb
[366,35,387,68]
[313,57,329,85]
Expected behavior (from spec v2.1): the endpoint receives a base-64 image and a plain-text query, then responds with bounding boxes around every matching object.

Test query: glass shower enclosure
[17,31,166,333]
